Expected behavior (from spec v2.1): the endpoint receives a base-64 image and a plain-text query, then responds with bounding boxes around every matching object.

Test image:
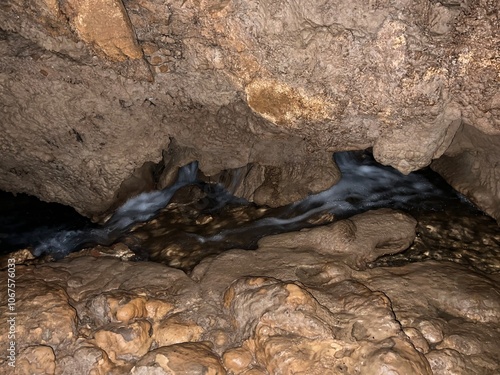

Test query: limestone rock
[132,342,226,375]
[56,346,114,375]
[223,277,431,375]
[359,262,500,374]
[94,320,153,363]
[426,349,468,375]
[432,124,500,222]
[153,314,204,347]
[258,208,417,269]
[0,207,498,374]
[0,269,77,351]
[0,0,498,215]
[61,0,143,61]
[361,262,500,324]
[222,347,253,374]
[403,327,430,354]
[17,345,56,375]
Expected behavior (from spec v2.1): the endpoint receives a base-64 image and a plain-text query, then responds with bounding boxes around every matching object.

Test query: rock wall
[432,124,500,223]
[0,0,498,216]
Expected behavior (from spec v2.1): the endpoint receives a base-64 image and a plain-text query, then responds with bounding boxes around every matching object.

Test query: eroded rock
[258,208,417,269]
[432,124,500,223]
[223,277,431,375]
[16,345,56,375]
[132,342,226,375]
[0,209,498,374]
[0,0,498,216]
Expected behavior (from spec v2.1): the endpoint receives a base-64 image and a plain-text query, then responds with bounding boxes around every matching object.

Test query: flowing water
[1,152,499,274]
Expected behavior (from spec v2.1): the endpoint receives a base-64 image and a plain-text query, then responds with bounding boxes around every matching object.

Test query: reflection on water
[370,209,500,274]
[2,151,499,274]
[121,151,500,273]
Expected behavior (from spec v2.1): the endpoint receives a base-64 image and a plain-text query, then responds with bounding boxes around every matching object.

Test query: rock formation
[0,0,498,219]
[1,209,498,374]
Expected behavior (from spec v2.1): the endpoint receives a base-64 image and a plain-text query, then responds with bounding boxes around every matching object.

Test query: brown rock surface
[61,0,144,62]
[1,209,498,373]
[0,274,78,350]
[0,0,498,216]
[258,208,417,269]
[16,345,56,375]
[132,342,226,375]
[432,124,500,222]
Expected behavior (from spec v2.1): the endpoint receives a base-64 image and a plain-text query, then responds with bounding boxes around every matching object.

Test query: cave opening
[2,150,498,274]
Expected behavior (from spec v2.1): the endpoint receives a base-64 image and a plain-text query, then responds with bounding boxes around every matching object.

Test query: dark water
[1,152,499,274]
[0,191,93,256]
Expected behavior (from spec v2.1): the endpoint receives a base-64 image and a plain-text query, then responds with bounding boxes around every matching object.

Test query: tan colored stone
[362,262,500,324]
[108,296,148,323]
[149,55,163,66]
[141,41,159,56]
[426,349,468,375]
[154,314,204,347]
[17,346,56,375]
[246,79,333,127]
[432,124,500,222]
[0,248,35,268]
[240,370,266,375]
[0,213,498,375]
[94,320,153,363]
[417,320,445,345]
[145,299,174,321]
[1,0,499,216]
[403,327,430,354]
[0,272,77,350]
[224,277,431,375]
[133,342,226,374]
[62,0,143,61]
[158,64,169,73]
[55,346,115,375]
[222,347,253,373]
[437,334,482,356]
[258,208,417,269]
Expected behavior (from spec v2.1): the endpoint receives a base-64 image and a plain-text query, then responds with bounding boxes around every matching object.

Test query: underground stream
[1,151,499,274]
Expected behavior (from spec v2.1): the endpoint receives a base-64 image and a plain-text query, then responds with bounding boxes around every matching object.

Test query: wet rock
[360,262,500,374]
[132,342,226,375]
[222,347,253,374]
[403,327,430,354]
[153,313,204,347]
[0,207,498,374]
[1,0,498,216]
[0,270,77,351]
[415,319,445,346]
[258,208,417,269]
[0,249,35,268]
[251,152,339,207]
[223,277,431,375]
[17,345,56,375]
[426,348,468,375]
[361,262,500,324]
[56,346,114,375]
[432,124,500,223]
[94,319,153,363]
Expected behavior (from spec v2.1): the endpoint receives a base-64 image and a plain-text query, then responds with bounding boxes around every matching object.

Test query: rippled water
[0,191,92,256]
[2,151,499,274]
[120,152,500,273]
